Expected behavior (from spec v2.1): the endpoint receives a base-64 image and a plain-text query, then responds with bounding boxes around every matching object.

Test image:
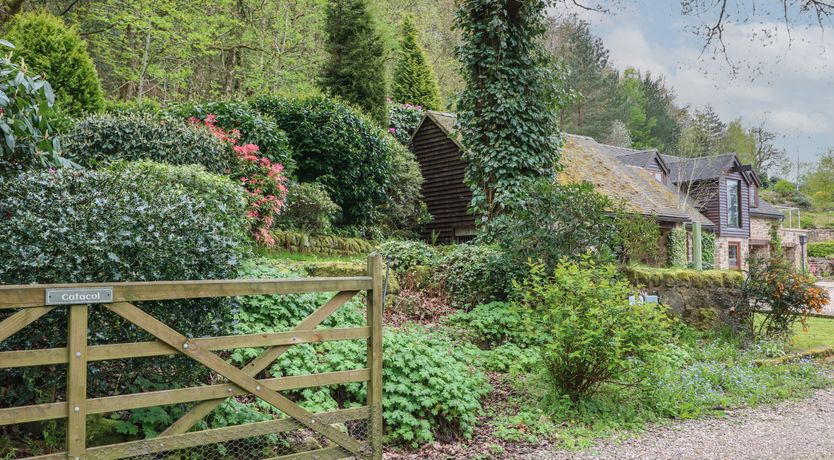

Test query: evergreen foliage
[4,11,104,116]
[392,16,441,110]
[320,0,387,125]
[456,0,566,224]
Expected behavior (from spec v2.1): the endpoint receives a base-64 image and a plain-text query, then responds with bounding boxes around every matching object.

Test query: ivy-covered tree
[320,0,387,125]
[4,11,103,116]
[392,15,442,110]
[456,0,565,225]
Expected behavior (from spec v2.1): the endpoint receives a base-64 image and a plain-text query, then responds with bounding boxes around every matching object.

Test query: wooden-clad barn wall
[410,117,475,241]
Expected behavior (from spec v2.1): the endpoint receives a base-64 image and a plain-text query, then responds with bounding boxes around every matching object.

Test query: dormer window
[727,179,741,228]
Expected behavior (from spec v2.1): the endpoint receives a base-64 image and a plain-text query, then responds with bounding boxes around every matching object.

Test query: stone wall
[623,267,744,328]
[809,258,834,277]
[806,228,834,243]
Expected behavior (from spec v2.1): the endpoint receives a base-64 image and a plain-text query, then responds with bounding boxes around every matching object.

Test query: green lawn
[789,316,834,351]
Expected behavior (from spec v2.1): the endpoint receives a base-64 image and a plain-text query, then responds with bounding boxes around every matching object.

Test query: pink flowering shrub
[189,114,288,246]
[387,100,425,145]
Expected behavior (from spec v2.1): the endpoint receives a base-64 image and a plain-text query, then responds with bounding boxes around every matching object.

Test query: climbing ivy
[667,227,687,267]
[455,0,571,226]
[702,231,716,268]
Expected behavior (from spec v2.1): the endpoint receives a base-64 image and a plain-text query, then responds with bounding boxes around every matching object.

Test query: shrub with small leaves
[278,182,341,234]
[702,231,716,268]
[376,240,437,274]
[516,257,673,402]
[434,244,513,309]
[62,113,234,173]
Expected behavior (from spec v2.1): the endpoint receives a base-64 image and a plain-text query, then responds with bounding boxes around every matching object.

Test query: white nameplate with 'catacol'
[45,287,114,305]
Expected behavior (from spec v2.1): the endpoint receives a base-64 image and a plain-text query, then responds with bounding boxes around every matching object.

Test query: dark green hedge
[808,242,834,258]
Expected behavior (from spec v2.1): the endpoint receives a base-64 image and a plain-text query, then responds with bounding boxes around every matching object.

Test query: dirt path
[522,388,834,460]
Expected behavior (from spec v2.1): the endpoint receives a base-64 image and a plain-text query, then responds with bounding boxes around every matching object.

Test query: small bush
[167,101,295,174]
[380,327,490,446]
[516,258,673,401]
[434,244,513,309]
[0,166,246,405]
[62,113,234,174]
[376,240,437,274]
[278,182,341,234]
[808,242,834,258]
[447,301,534,348]
[738,257,828,338]
[0,40,62,171]
[382,139,430,232]
[481,343,541,373]
[5,12,104,115]
[615,211,660,263]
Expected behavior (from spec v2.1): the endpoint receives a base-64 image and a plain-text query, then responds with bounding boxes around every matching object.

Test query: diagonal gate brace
[105,301,366,457]
[161,290,360,436]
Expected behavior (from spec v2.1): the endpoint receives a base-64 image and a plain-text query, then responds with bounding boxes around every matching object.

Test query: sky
[552,0,834,179]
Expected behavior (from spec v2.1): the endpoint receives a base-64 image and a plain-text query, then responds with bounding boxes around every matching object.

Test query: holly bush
[388,101,425,145]
[62,113,234,174]
[0,165,246,405]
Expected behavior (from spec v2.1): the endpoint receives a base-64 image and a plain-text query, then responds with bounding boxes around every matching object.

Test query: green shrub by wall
[0,165,246,405]
[376,240,437,274]
[667,227,687,267]
[5,12,104,115]
[277,182,341,235]
[808,242,834,258]
[63,113,234,174]
[433,244,513,309]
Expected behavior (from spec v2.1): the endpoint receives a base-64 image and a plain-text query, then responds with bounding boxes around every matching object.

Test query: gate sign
[45,287,113,305]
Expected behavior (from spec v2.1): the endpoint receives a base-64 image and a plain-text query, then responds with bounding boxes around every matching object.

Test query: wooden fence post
[366,253,384,459]
[67,304,89,459]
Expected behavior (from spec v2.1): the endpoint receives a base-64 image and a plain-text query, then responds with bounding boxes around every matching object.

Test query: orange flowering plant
[740,256,828,339]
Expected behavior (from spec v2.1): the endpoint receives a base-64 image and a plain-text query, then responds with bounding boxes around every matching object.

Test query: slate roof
[751,198,785,219]
[560,135,714,227]
[661,153,740,183]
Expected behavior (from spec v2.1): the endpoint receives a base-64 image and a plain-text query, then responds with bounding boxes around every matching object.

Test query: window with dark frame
[727,179,741,228]
[728,242,741,269]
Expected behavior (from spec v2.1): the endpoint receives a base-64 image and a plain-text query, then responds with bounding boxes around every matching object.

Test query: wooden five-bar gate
[0,254,385,460]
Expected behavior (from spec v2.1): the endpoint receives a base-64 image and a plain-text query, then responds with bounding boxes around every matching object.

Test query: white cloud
[593,18,834,163]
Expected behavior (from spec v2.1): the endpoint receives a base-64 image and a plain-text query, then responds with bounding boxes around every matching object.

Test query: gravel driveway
[522,388,834,460]
[816,281,834,316]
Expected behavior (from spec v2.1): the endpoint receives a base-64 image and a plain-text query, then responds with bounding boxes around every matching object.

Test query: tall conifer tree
[320,0,387,125]
[392,16,441,110]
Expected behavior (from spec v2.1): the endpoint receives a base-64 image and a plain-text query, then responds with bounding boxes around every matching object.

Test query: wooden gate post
[366,253,384,459]
[67,304,89,459]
